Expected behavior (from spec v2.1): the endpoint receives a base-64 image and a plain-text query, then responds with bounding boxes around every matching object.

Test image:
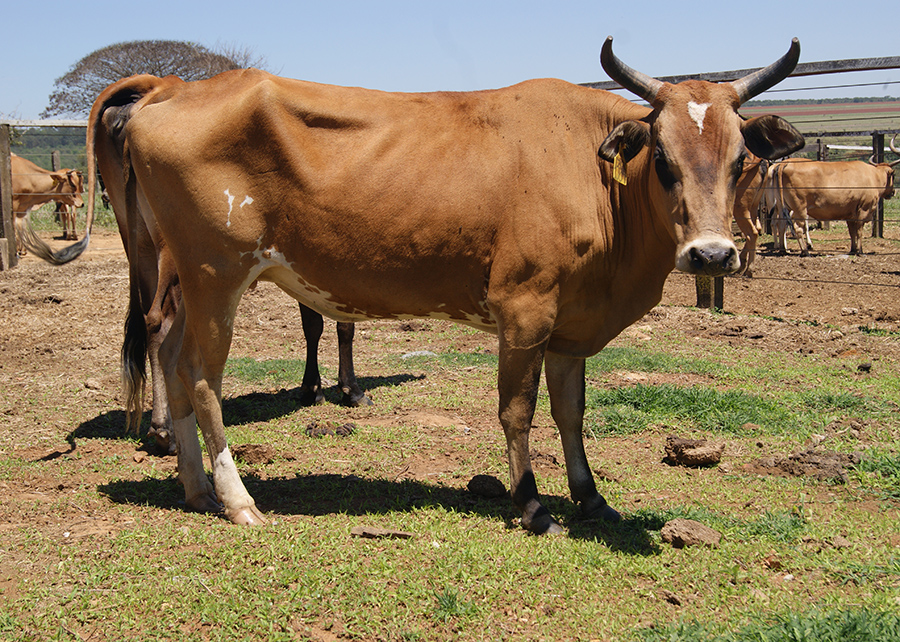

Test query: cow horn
[600,36,664,103]
[890,135,900,167]
[730,38,801,104]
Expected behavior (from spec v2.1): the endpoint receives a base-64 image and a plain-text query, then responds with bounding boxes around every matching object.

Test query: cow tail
[121,139,148,435]
[17,145,94,265]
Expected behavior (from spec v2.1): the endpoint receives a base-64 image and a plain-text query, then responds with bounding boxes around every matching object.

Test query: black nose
[689,244,738,276]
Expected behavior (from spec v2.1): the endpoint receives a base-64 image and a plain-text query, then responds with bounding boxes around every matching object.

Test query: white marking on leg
[224,189,235,227]
[212,446,255,510]
[687,101,711,135]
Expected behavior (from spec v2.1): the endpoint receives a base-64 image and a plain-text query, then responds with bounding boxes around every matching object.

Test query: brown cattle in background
[10,153,84,256]
[774,139,899,255]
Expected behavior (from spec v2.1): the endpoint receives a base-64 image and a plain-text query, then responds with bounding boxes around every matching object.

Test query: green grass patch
[585,382,892,437]
[587,346,723,377]
[853,449,900,499]
[586,384,793,436]
[634,608,900,642]
[225,357,309,386]
[630,506,807,544]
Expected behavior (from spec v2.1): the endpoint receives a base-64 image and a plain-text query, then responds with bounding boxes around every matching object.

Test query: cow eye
[654,145,677,190]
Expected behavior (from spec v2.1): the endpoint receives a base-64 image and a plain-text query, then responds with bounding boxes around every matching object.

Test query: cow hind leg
[544,352,620,524]
[159,304,221,515]
[162,294,265,525]
[733,212,758,276]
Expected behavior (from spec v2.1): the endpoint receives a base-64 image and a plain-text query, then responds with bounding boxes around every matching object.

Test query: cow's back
[123,70,639,326]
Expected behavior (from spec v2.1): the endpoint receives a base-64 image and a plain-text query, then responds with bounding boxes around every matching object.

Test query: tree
[42,40,267,118]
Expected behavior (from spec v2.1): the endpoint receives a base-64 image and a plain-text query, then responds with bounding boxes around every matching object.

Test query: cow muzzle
[676,236,740,276]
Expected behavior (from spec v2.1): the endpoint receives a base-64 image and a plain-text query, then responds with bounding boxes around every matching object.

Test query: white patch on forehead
[240,195,254,208]
[687,101,711,135]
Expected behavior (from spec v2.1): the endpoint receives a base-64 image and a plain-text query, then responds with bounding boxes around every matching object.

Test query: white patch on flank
[687,101,711,135]
[224,191,253,227]
[224,189,235,227]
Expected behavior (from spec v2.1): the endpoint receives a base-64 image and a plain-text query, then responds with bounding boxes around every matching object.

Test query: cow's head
[598,38,804,275]
[870,135,900,199]
[51,170,85,208]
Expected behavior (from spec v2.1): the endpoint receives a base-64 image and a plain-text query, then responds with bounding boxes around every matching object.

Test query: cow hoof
[297,387,325,406]
[226,505,267,526]
[343,392,374,407]
[186,492,224,515]
[592,504,622,524]
[543,521,566,536]
[523,510,565,535]
[581,496,622,524]
[149,427,177,455]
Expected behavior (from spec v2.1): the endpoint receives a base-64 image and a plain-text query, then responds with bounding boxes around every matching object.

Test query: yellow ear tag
[612,143,627,185]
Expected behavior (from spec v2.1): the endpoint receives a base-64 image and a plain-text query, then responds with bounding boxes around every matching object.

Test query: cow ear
[50,173,66,186]
[741,115,804,160]
[599,121,650,163]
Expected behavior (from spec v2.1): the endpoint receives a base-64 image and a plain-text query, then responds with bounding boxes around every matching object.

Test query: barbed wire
[768,80,900,93]
[669,269,900,290]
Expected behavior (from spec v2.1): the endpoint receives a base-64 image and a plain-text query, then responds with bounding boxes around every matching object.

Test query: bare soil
[1,226,899,539]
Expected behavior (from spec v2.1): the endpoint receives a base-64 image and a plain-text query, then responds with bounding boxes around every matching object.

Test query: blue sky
[2,0,898,120]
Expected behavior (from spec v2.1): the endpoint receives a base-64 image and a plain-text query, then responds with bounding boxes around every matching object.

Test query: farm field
[1,218,899,640]
[740,99,900,151]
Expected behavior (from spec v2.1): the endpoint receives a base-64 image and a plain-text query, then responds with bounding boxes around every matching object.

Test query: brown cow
[10,153,84,256]
[731,153,769,275]
[71,38,803,533]
[774,139,899,256]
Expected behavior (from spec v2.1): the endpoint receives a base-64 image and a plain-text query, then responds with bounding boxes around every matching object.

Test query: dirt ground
[1,226,899,537]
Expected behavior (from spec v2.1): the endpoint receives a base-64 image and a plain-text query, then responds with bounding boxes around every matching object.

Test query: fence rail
[1,59,898,271]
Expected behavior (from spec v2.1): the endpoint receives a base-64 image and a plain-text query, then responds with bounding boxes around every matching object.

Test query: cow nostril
[689,247,706,271]
[689,244,738,275]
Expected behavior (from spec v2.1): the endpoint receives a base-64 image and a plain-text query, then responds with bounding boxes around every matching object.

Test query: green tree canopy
[42,40,266,118]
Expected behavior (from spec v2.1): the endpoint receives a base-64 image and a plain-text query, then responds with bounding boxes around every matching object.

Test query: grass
[21,200,117,231]
[634,608,900,641]
[4,280,900,640]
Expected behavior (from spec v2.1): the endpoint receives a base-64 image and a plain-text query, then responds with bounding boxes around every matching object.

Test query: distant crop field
[740,100,900,152]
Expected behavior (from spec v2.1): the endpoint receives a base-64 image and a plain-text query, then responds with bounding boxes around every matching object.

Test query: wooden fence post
[0,124,17,270]
[816,139,830,229]
[695,275,723,310]
[872,131,884,238]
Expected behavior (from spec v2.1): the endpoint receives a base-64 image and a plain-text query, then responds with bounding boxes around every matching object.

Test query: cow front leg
[497,341,561,535]
[544,352,620,523]
[298,303,326,405]
[847,220,865,255]
[336,321,372,407]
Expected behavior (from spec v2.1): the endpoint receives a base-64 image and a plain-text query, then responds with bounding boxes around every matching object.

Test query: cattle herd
[6,37,898,535]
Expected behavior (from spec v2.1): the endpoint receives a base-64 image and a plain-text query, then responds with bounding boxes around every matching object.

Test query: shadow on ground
[99,471,658,553]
